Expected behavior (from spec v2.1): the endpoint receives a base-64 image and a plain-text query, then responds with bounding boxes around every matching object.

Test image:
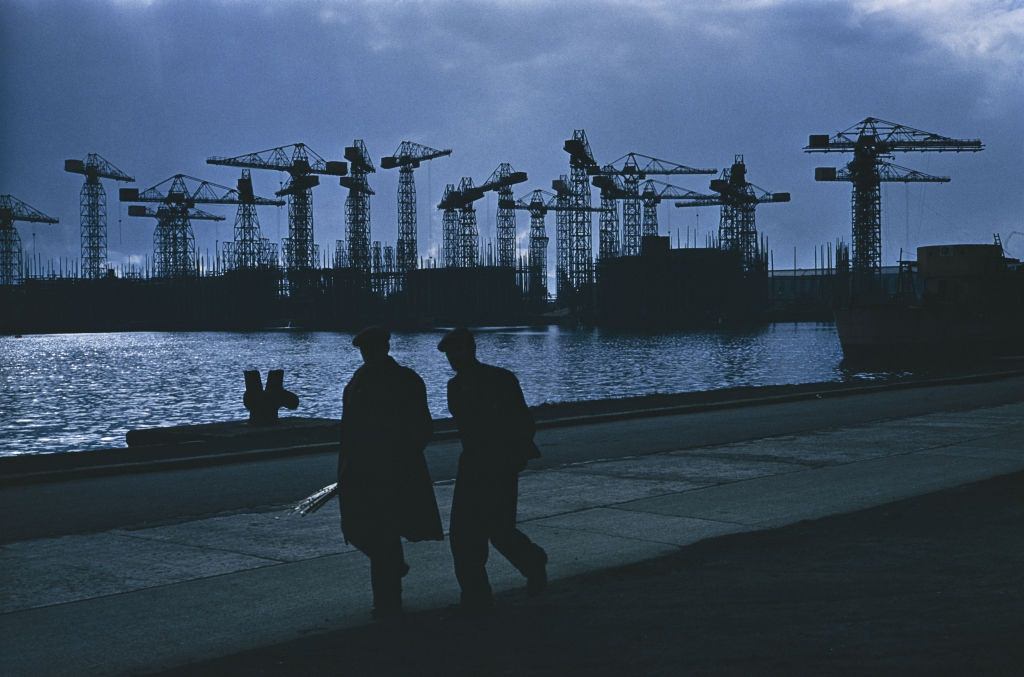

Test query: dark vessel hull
[834,304,1024,361]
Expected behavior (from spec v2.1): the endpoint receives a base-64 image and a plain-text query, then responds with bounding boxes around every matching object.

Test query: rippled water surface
[2,324,878,456]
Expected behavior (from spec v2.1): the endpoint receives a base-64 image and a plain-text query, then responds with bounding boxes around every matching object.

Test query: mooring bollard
[243,369,300,424]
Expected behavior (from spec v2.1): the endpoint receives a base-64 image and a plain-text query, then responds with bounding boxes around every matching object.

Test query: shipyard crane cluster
[120,174,283,278]
[438,164,527,268]
[500,188,604,303]
[4,116,994,336]
[805,117,983,297]
[207,144,347,278]
[591,153,716,259]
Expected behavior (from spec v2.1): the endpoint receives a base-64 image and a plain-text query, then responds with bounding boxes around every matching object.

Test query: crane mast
[64,154,133,279]
[340,140,376,279]
[563,130,598,297]
[380,141,452,273]
[805,117,982,298]
[224,170,278,271]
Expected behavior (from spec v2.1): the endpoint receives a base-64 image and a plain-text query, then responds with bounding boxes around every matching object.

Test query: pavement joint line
[110,530,293,565]
[527,521,700,550]
[6,368,1024,486]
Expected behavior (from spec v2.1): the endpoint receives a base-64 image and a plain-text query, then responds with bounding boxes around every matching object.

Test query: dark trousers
[355,532,406,611]
[449,467,547,605]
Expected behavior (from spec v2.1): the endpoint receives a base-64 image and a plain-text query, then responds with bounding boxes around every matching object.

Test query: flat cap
[437,327,475,352]
[352,326,390,349]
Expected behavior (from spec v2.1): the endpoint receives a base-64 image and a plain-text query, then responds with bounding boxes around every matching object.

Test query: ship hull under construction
[834,244,1024,363]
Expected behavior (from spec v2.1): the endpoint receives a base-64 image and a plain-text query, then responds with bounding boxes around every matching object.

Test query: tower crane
[338,140,375,276]
[439,184,460,268]
[437,167,527,269]
[223,170,279,271]
[207,143,346,274]
[562,130,599,294]
[674,155,790,271]
[120,175,283,278]
[0,195,58,286]
[127,205,226,275]
[805,117,982,296]
[591,169,628,260]
[64,154,134,279]
[590,153,716,257]
[380,141,452,272]
[483,163,528,268]
[638,179,712,238]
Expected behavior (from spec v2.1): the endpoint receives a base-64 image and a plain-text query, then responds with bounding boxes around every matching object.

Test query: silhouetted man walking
[338,327,443,619]
[438,327,548,612]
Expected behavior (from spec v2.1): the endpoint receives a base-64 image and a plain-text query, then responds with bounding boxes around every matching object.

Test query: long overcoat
[337,356,443,549]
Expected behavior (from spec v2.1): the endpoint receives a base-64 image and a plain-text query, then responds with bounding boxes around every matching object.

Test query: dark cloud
[2,0,1021,269]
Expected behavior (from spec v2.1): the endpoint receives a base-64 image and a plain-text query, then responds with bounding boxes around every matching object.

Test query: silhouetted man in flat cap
[438,327,547,612]
[338,326,443,619]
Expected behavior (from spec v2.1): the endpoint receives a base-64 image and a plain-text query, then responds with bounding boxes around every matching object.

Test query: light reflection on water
[2,324,872,456]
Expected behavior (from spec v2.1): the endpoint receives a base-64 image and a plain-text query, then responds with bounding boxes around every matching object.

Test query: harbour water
[1,323,893,456]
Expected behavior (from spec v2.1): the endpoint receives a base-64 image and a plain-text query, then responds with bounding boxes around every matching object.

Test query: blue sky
[2,0,1022,270]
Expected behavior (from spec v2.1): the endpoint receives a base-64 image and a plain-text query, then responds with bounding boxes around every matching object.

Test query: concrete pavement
[2,388,1023,674]
[4,372,1024,543]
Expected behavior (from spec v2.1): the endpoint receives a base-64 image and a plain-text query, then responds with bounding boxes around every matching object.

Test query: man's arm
[501,370,538,465]
[409,372,433,451]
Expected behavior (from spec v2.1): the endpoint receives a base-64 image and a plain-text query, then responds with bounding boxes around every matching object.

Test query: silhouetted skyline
[2,0,1022,271]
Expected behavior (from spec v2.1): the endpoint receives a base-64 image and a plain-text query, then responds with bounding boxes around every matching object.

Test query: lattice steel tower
[64,154,133,279]
[563,130,598,293]
[806,117,982,297]
[552,176,572,299]
[381,141,452,272]
[458,177,480,268]
[371,240,384,295]
[674,156,790,272]
[225,170,281,270]
[338,140,375,278]
[526,193,550,301]
[0,195,59,286]
[592,167,623,260]
[207,144,346,274]
[440,184,461,267]
[333,240,348,268]
[486,163,519,268]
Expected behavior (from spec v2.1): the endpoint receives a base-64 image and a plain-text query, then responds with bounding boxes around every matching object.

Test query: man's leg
[368,533,405,617]
[489,473,547,591]
[449,472,493,609]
